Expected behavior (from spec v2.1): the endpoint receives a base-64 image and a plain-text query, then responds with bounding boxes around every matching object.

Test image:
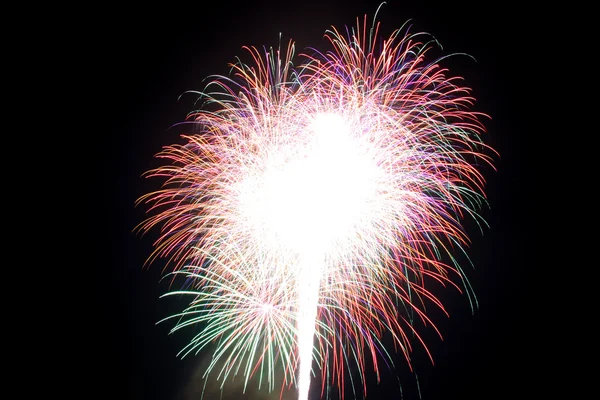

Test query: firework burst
[136,11,496,400]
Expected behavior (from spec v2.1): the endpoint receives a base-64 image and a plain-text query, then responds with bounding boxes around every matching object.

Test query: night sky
[92,1,538,399]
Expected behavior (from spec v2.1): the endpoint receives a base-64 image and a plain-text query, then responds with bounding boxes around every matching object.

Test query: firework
[136,10,496,400]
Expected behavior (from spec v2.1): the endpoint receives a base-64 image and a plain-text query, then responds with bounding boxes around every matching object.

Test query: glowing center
[261,302,274,314]
[239,112,379,253]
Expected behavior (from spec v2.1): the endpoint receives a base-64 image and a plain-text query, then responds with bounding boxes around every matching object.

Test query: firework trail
[136,9,496,400]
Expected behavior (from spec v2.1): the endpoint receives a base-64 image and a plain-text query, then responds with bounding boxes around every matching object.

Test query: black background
[90,1,541,399]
